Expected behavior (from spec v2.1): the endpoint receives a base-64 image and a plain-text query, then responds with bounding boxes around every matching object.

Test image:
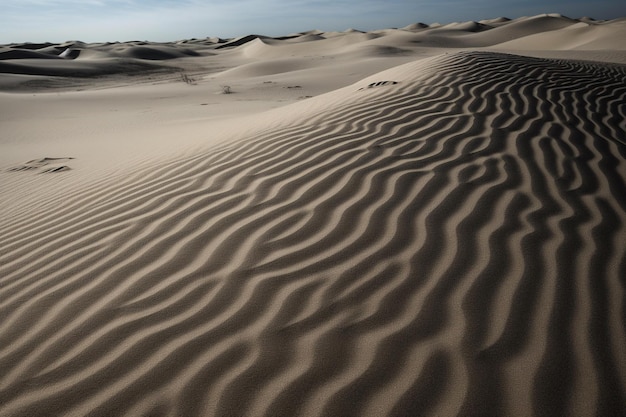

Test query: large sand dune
[1,14,626,417]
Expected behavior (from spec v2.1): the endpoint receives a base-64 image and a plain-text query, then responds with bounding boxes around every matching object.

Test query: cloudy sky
[2,0,625,43]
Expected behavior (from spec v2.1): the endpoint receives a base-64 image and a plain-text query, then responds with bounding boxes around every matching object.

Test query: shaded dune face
[1,52,625,417]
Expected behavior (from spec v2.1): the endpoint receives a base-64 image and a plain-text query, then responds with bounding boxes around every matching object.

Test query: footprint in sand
[7,157,75,173]
[358,80,399,90]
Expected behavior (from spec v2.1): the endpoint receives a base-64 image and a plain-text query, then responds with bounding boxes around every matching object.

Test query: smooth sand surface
[1,14,626,417]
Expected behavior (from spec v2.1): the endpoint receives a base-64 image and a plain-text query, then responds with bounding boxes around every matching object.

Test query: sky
[1,0,625,44]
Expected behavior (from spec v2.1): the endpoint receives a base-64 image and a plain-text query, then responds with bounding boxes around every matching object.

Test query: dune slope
[1,51,625,417]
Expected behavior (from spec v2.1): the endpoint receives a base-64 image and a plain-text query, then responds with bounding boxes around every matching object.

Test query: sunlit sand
[1,14,625,417]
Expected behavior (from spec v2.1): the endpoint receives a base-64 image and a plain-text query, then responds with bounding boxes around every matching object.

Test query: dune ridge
[1,51,625,416]
[2,14,626,91]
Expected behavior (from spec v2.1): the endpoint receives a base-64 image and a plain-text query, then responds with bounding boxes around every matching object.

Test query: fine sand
[1,14,626,417]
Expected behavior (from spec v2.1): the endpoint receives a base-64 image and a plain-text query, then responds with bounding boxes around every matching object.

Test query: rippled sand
[1,15,626,417]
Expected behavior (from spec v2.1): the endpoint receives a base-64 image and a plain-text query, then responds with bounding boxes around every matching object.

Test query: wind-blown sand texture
[1,14,626,417]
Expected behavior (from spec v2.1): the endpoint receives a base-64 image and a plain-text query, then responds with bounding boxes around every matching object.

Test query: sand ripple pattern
[1,52,625,417]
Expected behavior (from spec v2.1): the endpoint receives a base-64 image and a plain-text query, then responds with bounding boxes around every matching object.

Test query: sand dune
[2,14,625,90]
[1,14,626,417]
[494,19,626,50]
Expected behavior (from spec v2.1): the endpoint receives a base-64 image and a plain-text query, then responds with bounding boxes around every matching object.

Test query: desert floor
[1,14,626,417]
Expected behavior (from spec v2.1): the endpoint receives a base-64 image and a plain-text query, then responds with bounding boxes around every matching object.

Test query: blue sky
[2,0,625,43]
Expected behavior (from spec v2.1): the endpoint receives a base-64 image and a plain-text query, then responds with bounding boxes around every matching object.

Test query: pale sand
[1,14,625,417]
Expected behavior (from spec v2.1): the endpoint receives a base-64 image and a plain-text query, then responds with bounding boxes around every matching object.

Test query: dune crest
[2,14,626,92]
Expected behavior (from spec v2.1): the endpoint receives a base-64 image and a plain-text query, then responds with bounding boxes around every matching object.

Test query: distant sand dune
[2,15,626,93]
[112,45,201,60]
[1,51,625,416]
